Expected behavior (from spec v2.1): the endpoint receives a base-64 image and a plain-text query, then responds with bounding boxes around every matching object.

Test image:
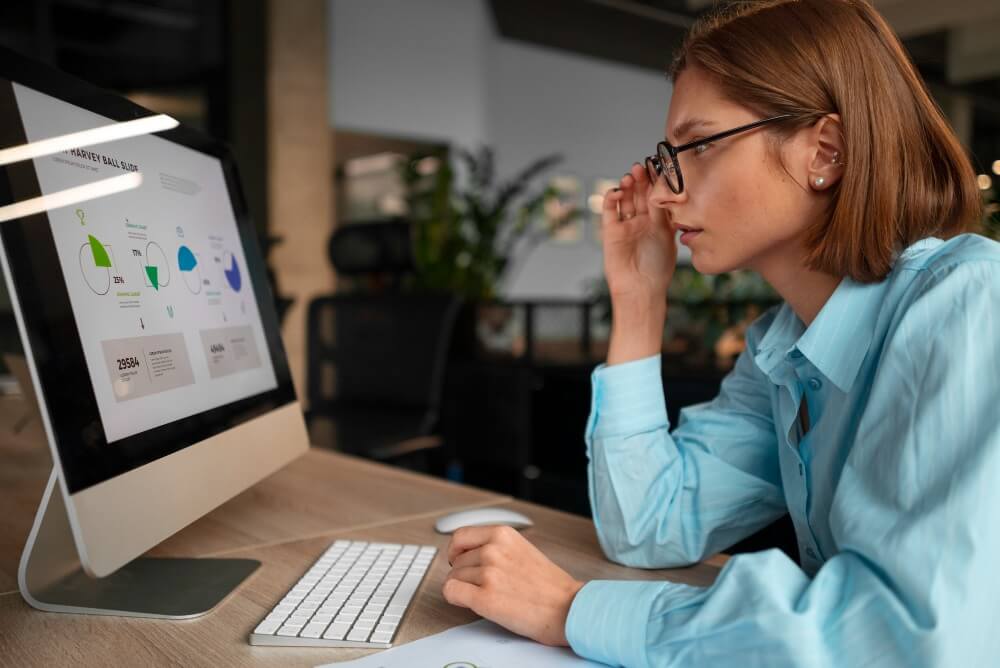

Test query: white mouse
[434,507,534,534]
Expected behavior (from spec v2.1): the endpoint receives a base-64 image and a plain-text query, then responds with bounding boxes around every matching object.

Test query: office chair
[305,221,462,472]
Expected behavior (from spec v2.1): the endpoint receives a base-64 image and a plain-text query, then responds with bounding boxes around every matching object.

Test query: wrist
[558,579,587,647]
[607,298,666,366]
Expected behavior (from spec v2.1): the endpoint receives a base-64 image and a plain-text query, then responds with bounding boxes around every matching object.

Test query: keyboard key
[302,621,329,638]
[371,631,393,644]
[347,628,371,642]
[277,623,304,636]
[324,622,351,640]
[254,619,282,635]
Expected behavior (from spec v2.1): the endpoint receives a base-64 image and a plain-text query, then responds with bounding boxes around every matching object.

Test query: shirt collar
[753,276,888,394]
[795,276,889,393]
[752,237,943,392]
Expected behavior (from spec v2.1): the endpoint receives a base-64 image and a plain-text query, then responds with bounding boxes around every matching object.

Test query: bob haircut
[670,0,982,283]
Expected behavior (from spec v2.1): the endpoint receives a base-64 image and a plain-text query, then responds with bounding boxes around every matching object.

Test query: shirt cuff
[564,579,666,667]
[587,354,668,441]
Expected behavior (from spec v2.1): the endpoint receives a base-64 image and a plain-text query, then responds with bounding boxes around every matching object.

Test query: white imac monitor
[0,47,309,617]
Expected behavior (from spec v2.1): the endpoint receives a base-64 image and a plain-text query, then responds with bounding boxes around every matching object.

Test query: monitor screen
[11,82,278,443]
[0,53,296,495]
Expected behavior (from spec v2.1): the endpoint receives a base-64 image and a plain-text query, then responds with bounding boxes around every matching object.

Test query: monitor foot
[18,469,259,619]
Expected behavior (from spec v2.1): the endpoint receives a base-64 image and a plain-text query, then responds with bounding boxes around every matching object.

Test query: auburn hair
[670,0,982,283]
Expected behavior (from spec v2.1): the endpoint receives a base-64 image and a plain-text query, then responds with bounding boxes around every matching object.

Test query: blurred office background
[0,1,999,533]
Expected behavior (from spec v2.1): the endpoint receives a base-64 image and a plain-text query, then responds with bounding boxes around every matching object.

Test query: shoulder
[885,233,1000,348]
[893,233,1000,288]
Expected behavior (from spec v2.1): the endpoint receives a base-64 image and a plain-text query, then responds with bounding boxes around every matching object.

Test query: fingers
[447,565,486,586]
[450,546,482,570]
[601,187,624,230]
[619,173,637,220]
[630,162,650,216]
[447,525,508,565]
[441,577,481,610]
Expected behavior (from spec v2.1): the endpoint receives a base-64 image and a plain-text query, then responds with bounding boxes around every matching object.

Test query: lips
[677,225,702,246]
[674,224,702,234]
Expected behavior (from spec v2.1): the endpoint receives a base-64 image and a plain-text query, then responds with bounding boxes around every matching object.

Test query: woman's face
[651,66,826,276]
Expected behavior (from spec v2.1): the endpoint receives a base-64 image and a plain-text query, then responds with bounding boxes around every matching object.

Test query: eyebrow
[668,118,715,144]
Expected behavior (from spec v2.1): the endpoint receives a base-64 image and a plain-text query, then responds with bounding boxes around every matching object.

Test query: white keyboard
[249,540,437,648]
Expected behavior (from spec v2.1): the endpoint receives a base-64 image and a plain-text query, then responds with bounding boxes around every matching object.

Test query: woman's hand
[601,162,678,306]
[441,525,585,647]
[602,163,677,364]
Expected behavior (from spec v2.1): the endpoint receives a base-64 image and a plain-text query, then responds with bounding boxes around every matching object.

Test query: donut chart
[222,251,241,292]
[178,244,203,294]
[142,241,170,290]
[79,234,112,295]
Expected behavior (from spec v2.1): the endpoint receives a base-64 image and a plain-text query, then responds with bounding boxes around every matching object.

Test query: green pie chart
[79,234,112,295]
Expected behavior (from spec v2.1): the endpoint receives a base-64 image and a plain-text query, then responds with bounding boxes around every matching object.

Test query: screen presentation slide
[12,82,278,443]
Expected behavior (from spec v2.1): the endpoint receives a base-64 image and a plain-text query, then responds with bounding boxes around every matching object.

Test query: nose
[648,173,685,211]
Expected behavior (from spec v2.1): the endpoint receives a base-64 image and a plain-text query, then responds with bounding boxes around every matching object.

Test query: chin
[690,252,734,276]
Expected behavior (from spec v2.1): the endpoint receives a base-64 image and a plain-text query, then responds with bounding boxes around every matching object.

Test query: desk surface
[0,395,723,666]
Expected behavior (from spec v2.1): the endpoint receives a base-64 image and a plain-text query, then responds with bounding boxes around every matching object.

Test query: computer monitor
[0,48,309,617]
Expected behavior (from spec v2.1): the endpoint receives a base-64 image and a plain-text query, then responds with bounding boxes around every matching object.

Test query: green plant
[402,146,581,299]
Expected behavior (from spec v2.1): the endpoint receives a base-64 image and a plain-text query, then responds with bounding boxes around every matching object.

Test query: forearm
[586,346,785,567]
[606,296,667,366]
[566,549,948,668]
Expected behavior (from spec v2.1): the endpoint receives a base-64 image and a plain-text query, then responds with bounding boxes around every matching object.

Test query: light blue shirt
[565,233,1000,667]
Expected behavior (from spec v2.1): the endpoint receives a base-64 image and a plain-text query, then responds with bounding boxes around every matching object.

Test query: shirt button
[808,377,822,391]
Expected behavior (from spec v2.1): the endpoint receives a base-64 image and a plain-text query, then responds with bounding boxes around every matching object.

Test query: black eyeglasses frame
[646,113,797,194]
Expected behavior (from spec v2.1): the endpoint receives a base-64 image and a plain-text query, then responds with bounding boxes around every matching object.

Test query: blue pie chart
[178,244,202,294]
[223,252,242,292]
[178,245,197,271]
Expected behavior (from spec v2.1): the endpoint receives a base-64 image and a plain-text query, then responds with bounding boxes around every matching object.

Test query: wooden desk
[0,395,724,666]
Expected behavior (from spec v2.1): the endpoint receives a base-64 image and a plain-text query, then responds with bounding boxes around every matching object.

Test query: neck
[754,252,842,328]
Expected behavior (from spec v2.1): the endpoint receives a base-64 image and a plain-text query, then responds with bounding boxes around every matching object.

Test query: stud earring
[814,176,826,187]
[831,151,840,164]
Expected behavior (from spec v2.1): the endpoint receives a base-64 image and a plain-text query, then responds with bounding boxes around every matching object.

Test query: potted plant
[401,146,581,300]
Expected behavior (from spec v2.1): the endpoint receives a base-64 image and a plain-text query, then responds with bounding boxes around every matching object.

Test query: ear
[807,113,845,192]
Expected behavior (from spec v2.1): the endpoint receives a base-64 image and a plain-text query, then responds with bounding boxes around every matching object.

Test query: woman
[442,1,1000,665]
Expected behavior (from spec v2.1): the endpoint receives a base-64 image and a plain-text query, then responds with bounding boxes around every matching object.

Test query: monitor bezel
[0,46,298,495]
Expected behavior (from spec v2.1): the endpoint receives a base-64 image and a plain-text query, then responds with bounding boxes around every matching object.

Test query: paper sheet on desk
[316,619,609,667]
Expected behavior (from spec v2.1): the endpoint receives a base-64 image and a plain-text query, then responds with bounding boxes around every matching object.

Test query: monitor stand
[18,469,260,619]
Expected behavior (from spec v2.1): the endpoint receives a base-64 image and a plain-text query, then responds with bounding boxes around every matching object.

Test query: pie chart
[178,244,202,294]
[79,234,112,295]
[222,251,241,292]
[140,241,170,291]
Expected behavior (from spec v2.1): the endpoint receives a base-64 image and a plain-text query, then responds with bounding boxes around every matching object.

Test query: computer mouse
[433,507,534,534]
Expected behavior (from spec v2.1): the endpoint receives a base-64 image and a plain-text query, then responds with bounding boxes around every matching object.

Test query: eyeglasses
[645,114,796,194]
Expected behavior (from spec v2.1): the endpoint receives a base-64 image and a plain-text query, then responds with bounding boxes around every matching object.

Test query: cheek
[715,152,804,239]
[689,156,806,272]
